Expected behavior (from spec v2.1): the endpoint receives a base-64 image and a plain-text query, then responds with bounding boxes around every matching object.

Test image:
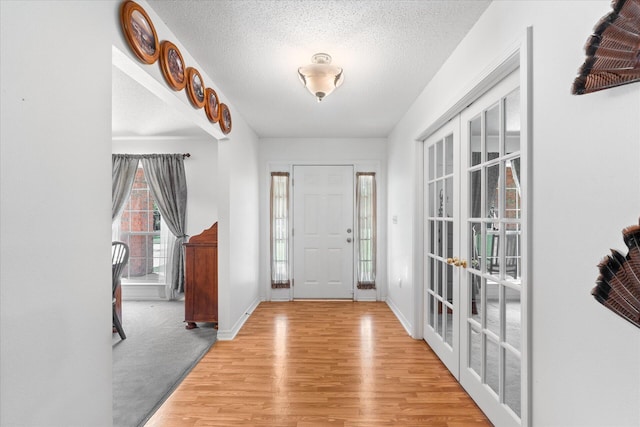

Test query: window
[505,159,521,220]
[113,165,169,284]
[356,172,376,289]
[270,172,290,288]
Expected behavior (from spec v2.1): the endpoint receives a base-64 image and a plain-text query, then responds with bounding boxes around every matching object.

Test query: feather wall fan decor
[571,0,640,95]
[592,220,640,329]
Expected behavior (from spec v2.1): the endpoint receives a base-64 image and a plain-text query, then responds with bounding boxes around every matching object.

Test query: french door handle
[455,259,468,268]
[346,238,352,243]
[446,257,467,268]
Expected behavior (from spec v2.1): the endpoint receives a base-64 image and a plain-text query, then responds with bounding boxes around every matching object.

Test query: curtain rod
[182,153,191,158]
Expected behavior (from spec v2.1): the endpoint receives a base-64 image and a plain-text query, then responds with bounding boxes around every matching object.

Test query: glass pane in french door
[461,70,524,426]
[424,120,459,378]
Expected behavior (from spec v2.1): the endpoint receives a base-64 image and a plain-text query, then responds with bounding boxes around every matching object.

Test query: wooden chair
[112,241,129,340]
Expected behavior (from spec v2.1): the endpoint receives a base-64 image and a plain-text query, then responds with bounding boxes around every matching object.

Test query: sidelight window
[270,172,290,288]
[356,173,376,289]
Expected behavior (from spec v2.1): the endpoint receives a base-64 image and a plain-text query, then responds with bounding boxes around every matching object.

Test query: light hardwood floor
[146,301,491,427]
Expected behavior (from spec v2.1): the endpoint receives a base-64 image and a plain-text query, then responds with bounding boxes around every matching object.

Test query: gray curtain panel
[141,154,188,294]
[112,154,139,223]
[511,157,521,188]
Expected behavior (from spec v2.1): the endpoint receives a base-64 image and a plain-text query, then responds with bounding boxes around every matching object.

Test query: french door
[423,117,460,377]
[424,69,526,427]
[292,165,354,299]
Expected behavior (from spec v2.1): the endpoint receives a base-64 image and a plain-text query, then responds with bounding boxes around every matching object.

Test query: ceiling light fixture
[298,53,344,102]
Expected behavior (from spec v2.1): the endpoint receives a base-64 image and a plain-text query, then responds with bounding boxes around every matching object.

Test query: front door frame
[265,160,384,303]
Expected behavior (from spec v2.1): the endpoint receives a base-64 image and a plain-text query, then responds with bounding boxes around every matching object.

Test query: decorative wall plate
[120,0,160,64]
[592,219,640,329]
[219,103,232,135]
[205,88,220,123]
[572,0,640,94]
[160,41,187,91]
[186,67,206,109]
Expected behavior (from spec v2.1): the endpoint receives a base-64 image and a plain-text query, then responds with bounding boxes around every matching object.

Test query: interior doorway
[423,69,527,427]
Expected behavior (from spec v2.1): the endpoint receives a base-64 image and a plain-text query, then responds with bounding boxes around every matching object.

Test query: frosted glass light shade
[298,53,344,102]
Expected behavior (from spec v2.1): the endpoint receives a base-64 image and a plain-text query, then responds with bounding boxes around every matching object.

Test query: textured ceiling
[113,0,491,139]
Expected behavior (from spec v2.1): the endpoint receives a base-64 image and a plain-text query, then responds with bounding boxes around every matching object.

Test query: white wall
[1,1,261,423]
[112,138,219,237]
[387,1,640,426]
[113,0,261,339]
[217,119,261,340]
[1,1,115,425]
[259,138,387,301]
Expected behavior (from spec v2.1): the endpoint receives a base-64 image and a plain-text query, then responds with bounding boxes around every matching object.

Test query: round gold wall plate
[219,103,232,135]
[186,67,206,109]
[205,88,220,123]
[120,1,159,64]
[159,41,187,91]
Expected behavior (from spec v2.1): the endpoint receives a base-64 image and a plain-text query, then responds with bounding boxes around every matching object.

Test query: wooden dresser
[183,222,218,329]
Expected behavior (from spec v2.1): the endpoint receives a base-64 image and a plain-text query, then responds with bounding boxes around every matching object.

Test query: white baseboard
[216,297,261,341]
[385,297,414,338]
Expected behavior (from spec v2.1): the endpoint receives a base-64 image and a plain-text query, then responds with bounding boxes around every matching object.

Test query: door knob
[347,228,352,233]
[454,259,468,268]
[347,238,352,243]
[447,257,467,268]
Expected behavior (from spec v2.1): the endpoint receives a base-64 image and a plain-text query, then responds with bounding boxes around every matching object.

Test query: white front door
[293,165,354,299]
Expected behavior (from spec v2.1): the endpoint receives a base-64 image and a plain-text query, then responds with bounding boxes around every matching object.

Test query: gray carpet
[112,300,217,427]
